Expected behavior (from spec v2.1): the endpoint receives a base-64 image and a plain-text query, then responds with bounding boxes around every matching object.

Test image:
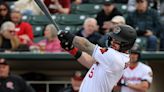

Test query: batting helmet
[108,24,137,51]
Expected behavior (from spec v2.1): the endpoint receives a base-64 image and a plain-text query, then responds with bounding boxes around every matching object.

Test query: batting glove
[58,30,75,44]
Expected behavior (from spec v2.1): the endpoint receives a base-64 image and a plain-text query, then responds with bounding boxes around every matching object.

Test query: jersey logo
[100,48,108,54]
[89,68,94,78]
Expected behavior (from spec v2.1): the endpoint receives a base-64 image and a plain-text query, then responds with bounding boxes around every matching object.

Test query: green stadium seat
[30,15,50,25]
[59,25,76,33]
[57,14,88,26]
[135,37,147,50]
[22,15,31,22]
[59,25,82,33]
[30,14,60,26]
[32,26,45,37]
[115,4,127,14]
[72,4,102,15]
[70,4,77,14]
[34,37,45,43]
[6,1,15,9]
[88,0,105,4]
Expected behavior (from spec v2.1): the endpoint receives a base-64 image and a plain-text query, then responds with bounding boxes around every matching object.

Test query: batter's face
[110,38,121,50]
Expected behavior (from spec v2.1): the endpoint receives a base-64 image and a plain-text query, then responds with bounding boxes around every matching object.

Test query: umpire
[0,58,35,92]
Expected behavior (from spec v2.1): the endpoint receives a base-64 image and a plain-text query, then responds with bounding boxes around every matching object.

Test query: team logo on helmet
[113,26,121,34]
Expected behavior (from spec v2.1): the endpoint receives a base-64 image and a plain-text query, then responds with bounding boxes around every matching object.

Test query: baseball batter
[58,24,137,92]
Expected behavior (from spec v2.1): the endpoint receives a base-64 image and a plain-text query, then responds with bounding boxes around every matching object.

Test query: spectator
[14,0,43,15]
[10,9,34,45]
[0,21,20,52]
[44,0,70,14]
[96,0,122,35]
[0,2,11,26]
[0,58,35,92]
[126,0,161,51]
[98,15,126,47]
[127,0,159,12]
[75,18,101,45]
[59,71,85,92]
[114,50,153,92]
[36,24,63,52]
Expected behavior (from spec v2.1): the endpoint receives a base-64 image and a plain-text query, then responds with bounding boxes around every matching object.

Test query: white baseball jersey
[121,62,153,92]
[79,45,129,92]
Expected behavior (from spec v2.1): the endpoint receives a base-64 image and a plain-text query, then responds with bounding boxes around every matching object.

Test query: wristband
[69,47,82,59]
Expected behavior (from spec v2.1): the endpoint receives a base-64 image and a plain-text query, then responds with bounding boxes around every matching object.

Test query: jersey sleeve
[142,66,153,84]
[92,45,116,67]
[92,45,107,63]
[92,45,128,71]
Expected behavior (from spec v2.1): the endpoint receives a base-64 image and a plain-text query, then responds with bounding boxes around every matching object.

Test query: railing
[27,81,70,92]
[0,51,164,60]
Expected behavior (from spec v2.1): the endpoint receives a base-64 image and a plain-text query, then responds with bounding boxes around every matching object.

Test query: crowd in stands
[0,0,163,52]
[0,0,159,92]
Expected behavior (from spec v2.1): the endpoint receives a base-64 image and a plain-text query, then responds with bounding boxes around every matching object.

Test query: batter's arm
[73,36,96,55]
[77,51,96,68]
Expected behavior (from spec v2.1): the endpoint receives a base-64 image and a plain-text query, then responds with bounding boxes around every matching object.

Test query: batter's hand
[58,31,75,50]
[60,38,74,51]
[58,31,75,42]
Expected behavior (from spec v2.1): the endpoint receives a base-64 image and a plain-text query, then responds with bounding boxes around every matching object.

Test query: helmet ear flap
[120,41,135,51]
[120,42,129,51]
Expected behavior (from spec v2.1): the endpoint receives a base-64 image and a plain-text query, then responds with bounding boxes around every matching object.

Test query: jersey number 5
[89,68,94,78]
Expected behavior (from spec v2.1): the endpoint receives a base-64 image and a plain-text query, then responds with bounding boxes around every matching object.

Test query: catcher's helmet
[108,24,137,51]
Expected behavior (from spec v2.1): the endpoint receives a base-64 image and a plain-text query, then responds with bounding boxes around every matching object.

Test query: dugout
[0,51,164,92]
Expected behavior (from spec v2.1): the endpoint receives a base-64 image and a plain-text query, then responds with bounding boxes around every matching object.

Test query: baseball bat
[34,0,60,31]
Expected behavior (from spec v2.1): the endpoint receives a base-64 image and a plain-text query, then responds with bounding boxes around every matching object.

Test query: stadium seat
[59,25,82,33]
[30,14,60,26]
[70,4,77,14]
[88,0,105,4]
[34,37,45,43]
[6,1,15,9]
[72,4,102,15]
[22,15,31,22]
[135,37,147,50]
[115,4,127,14]
[32,26,45,37]
[57,14,89,26]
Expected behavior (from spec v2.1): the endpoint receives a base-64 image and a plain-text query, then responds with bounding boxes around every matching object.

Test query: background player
[58,24,137,92]
[114,50,153,92]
